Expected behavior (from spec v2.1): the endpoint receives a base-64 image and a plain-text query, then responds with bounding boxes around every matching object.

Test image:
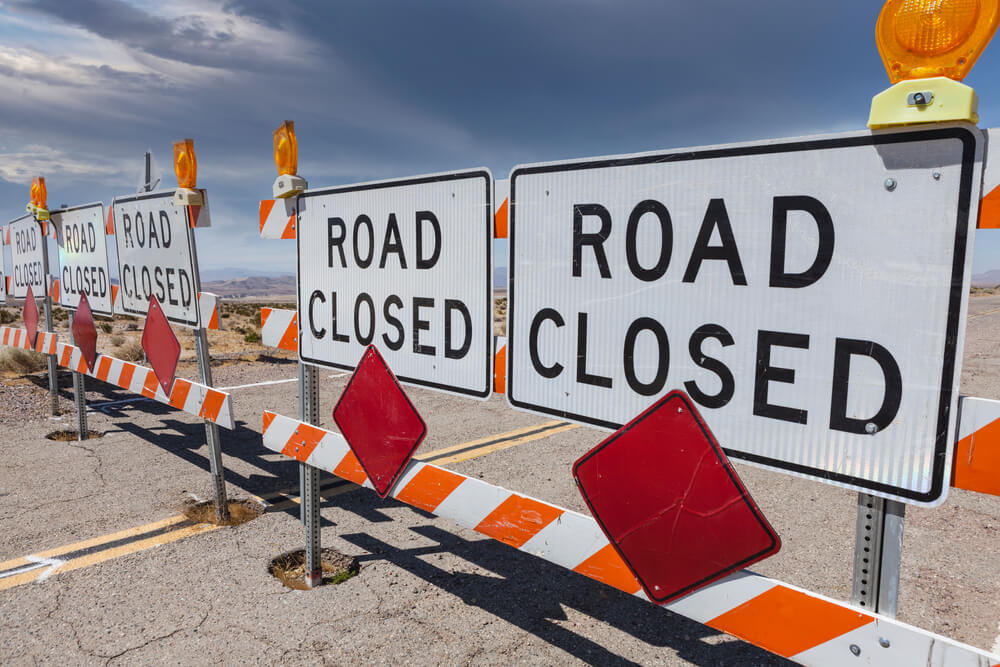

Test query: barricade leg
[194,328,229,523]
[851,493,905,617]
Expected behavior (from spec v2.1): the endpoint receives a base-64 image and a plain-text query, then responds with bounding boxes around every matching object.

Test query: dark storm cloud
[9,0,306,71]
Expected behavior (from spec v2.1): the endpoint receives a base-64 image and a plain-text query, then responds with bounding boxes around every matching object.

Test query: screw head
[932,171,941,180]
[884,178,897,191]
[865,422,878,435]
[879,637,891,648]
[850,644,861,656]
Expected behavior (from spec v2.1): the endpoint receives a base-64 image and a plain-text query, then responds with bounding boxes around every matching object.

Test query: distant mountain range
[199,266,509,298]
[198,267,294,282]
[972,270,1000,287]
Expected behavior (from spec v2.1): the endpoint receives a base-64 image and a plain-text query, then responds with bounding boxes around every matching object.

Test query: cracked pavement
[2,303,1000,665]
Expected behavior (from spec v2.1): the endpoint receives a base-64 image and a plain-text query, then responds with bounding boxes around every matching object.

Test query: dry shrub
[0,348,46,374]
[109,334,125,346]
[116,339,145,362]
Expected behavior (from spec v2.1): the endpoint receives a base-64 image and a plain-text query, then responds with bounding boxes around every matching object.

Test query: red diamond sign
[141,295,180,395]
[72,292,99,373]
[23,284,39,348]
[332,345,427,498]
[573,390,780,604]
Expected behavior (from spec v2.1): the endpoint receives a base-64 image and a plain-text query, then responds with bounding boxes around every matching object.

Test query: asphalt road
[1,297,1000,665]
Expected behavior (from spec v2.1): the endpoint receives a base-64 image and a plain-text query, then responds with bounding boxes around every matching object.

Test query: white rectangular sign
[52,202,113,315]
[297,170,493,398]
[7,214,47,299]
[508,125,983,505]
[112,191,201,328]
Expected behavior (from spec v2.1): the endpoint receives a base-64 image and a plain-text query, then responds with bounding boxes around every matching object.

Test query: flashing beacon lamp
[869,0,1000,128]
[26,177,38,214]
[172,138,203,206]
[272,120,307,198]
[28,176,50,221]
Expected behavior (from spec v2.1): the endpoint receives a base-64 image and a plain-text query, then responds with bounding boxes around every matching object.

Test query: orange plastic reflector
[35,176,47,210]
[877,0,1000,83]
[273,120,298,176]
[173,138,198,189]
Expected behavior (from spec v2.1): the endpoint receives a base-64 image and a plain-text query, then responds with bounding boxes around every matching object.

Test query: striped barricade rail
[198,292,220,330]
[260,307,297,351]
[259,198,297,239]
[953,396,1000,497]
[260,409,999,666]
[1,327,58,355]
[0,326,234,429]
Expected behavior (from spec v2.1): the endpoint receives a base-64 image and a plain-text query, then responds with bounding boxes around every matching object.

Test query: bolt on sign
[6,214,46,299]
[111,191,201,328]
[297,170,493,398]
[52,203,113,315]
[508,124,983,506]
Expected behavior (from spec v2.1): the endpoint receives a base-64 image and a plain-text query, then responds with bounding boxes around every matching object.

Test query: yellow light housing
[876,0,1000,83]
[29,177,39,207]
[273,120,298,176]
[173,138,198,190]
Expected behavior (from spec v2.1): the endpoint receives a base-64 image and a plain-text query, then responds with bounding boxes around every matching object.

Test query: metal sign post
[186,222,230,523]
[299,362,322,588]
[851,493,905,617]
[66,324,87,440]
[37,220,58,417]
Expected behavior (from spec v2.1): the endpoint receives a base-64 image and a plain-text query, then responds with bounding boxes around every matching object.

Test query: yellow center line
[0,419,576,591]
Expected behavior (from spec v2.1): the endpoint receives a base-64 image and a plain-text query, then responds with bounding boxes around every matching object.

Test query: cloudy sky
[3,0,1000,275]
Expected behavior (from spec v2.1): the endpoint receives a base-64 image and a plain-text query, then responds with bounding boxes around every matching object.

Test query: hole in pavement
[46,429,104,441]
[182,498,263,527]
[268,548,360,590]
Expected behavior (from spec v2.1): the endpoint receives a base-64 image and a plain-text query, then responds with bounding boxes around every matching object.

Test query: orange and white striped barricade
[259,198,297,239]
[260,307,297,351]
[0,326,234,429]
[953,395,1000,497]
[198,292,221,330]
[259,410,999,665]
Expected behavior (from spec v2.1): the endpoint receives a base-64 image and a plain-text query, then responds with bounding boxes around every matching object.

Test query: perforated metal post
[194,329,229,522]
[851,493,905,617]
[38,221,58,417]
[300,362,322,588]
[187,221,229,524]
[67,325,87,440]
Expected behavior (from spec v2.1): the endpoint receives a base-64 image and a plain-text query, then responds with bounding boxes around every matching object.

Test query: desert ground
[0,295,997,665]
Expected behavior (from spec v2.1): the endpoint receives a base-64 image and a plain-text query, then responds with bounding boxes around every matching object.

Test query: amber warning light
[172,138,203,206]
[272,120,307,199]
[869,0,1000,127]
[27,176,50,221]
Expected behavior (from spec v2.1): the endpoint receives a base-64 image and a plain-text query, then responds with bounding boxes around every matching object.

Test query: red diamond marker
[72,292,99,373]
[573,390,780,604]
[332,345,427,498]
[141,295,180,395]
[23,285,39,348]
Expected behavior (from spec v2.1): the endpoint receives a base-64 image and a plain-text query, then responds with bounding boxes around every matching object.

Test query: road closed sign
[508,125,983,505]
[112,191,201,328]
[7,214,46,299]
[52,203,113,315]
[297,170,493,398]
